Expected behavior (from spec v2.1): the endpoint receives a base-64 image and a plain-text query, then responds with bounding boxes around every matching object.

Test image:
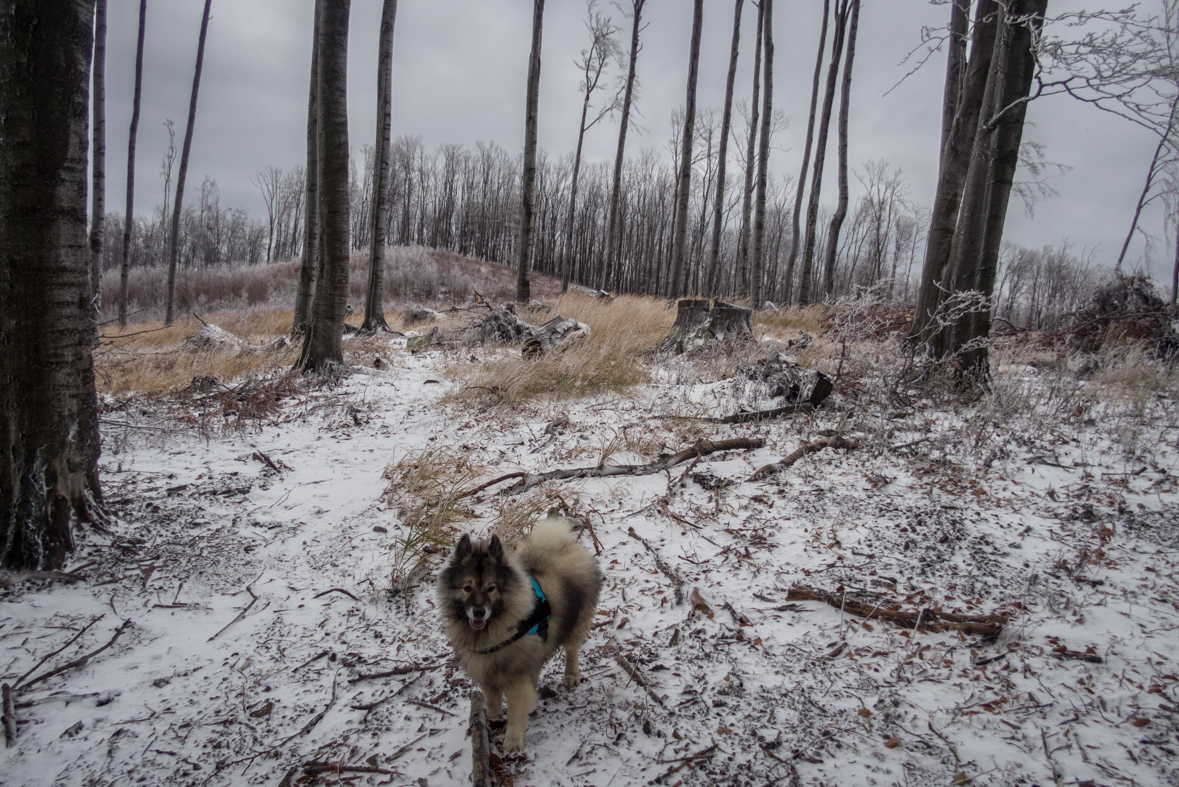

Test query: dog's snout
[470,607,487,620]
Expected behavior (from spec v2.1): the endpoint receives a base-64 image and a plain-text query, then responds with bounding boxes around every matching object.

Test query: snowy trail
[3,343,1179,787]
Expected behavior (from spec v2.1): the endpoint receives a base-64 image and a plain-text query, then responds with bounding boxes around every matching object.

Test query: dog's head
[440,533,517,632]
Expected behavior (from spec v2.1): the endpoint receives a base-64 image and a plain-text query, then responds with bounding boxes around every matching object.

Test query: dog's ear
[488,534,504,558]
[455,533,473,558]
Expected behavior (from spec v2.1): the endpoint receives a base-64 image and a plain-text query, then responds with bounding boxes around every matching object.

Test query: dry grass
[754,305,832,339]
[492,486,570,545]
[382,447,486,588]
[450,294,675,407]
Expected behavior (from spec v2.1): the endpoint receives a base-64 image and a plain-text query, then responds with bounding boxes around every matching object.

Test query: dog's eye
[486,585,497,593]
[462,585,473,593]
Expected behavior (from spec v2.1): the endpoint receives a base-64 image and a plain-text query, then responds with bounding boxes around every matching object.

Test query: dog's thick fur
[438,515,602,752]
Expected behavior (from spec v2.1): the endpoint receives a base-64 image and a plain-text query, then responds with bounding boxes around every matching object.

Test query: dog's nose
[471,607,486,619]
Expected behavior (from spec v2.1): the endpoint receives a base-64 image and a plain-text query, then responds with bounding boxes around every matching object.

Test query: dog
[438,515,602,752]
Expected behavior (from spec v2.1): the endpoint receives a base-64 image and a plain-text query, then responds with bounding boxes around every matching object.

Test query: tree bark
[950,0,1048,375]
[783,0,830,305]
[293,0,321,336]
[705,0,744,297]
[1,0,104,570]
[797,0,849,305]
[516,0,546,304]
[666,0,703,299]
[941,0,971,159]
[362,0,397,333]
[602,0,645,293]
[749,0,774,307]
[821,0,860,298]
[89,0,106,315]
[909,0,999,349]
[118,0,147,329]
[735,1,764,299]
[164,0,213,326]
[297,0,351,371]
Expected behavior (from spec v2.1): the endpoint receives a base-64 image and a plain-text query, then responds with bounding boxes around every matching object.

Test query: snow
[3,339,1179,787]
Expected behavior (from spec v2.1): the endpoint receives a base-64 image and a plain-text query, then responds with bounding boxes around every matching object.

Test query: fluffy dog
[438,515,602,752]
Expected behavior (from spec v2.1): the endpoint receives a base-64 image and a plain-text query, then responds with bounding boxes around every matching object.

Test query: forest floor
[3,293,1179,787]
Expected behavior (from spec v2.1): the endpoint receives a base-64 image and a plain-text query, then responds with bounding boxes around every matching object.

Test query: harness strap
[468,575,551,655]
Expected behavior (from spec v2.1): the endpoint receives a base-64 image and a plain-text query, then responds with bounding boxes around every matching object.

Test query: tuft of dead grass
[492,485,569,545]
[754,305,831,339]
[382,447,485,589]
[450,294,675,407]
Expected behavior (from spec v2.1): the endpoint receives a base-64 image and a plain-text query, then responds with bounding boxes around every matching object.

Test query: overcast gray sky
[99,0,1174,284]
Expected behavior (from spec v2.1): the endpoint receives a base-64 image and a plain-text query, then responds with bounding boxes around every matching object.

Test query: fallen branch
[293,650,331,672]
[294,673,338,738]
[19,619,132,690]
[652,743,717,783]
[302,763,397,777]
[785,586,1007,637]
[405,698,456,717]
[615,654,665,707]
[628,527,685,605]
[208,574,262,642]
[347,662,440,684]
[312,587,358,602]
[471,692,492,787]
[750,437,857,481]
[2,684,15,747]
[468,438,765,497]
[709,403,815,424]
[15,615,104,687]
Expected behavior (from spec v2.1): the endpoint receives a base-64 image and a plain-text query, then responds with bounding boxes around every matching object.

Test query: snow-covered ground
[3,334,1179,787]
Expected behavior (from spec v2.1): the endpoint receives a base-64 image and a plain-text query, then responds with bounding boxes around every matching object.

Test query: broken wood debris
[302,762,398,777]
[785,586,1007,637]
[750,436,857,480]
[464,437,764,498]
[15,616,103,688]
[2,684,15,747]
[208,574,262,641]
[615,653,666,707]
[470,692,492,787]
[347,662,441,684]
[627,526,685,605]
[19,619,132,690]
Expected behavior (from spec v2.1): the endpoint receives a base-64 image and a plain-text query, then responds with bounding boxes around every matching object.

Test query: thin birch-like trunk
[666,0,703,299]
[118,0,147,328]
[821,0,860,298]
[706,0,744,296]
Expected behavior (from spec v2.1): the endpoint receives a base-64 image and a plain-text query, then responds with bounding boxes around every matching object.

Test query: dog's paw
[562,670,580,689]
[503,729,526,752]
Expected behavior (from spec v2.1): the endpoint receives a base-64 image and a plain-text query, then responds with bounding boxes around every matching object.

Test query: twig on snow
[627,526,685,605]
[347,662,441,684]
[750,437,857,481]
[15,615,104,687]
[785,586,1007,637]
[19,619,132,690]
[312,587,358,602]
[208,573,263,642]
[615,653,665,707]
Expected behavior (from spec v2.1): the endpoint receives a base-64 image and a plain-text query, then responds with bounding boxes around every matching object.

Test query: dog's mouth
[468,617,486,630]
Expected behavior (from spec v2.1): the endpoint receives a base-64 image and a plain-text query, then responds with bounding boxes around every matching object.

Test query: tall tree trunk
[1172,211,1179,304]
[89,0,106,316]
[821,0,860,297]
[1,0,104,570]
[118,0,147,329]
[705,0,744,296]
[735,1,764,299]
[909,0,999,348]
[602,0,645,292]
[164,0,212,326]
[563,96,591,293]
[941,0,970,158]
[784,0,830,305]
[666,0,703,299]
[298,0,351,371]
[516,0,545,303]
[797,0,849,305]
[749,0,775,307]
[950,0,1048,375]
[293,0,321,336]
[362,0,397,333]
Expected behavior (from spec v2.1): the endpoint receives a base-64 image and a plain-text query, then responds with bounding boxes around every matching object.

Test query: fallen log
[467,437,764,497]
[470,692,492,787]
[750,436,856,480]
[785,586,1007,637]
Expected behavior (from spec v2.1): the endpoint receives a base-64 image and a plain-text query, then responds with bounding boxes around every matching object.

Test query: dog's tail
[526,514,579,553]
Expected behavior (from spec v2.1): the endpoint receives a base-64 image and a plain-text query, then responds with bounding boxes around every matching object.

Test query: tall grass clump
[454,294,675,407]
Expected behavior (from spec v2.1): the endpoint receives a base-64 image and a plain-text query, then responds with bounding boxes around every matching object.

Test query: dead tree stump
[522,316,590,358]
[660,299,752,354]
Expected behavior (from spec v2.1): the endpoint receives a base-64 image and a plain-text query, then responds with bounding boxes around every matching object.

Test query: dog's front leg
[483,687,504,720]
[503,679,537,752]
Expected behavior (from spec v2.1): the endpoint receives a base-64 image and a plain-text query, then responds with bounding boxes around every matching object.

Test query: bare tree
[749,0,775,306]
[602,0,646,292]
[784,0,831,305]
[736,0,764,298]
[798,0,850,305]
[517,0,546,303]
[1,0,105,569]
[118,0,147,328]
[164,0,212,325]
[362,0,398,333]
[252,166,282,263]
[294,0,321,336]
[705,0,744,296]
[298,0,351,371]
[89,0,106,313]
[563,1,619,293]
[821,0,861,297]
[666,0,703,299]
